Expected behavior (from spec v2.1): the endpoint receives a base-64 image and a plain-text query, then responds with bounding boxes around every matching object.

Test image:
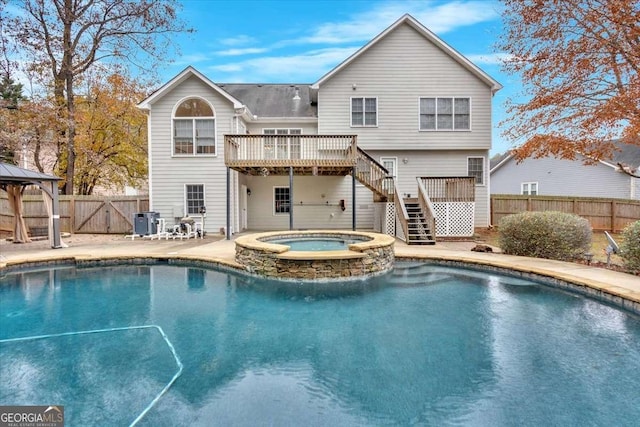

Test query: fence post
[611,200,617,232]
[527,197,532,211]
[70,197,75,234]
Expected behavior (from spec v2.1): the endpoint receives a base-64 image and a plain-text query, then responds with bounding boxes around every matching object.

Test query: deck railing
[225,134,358,167]
[416,177,437,239]
[418,176,475,202]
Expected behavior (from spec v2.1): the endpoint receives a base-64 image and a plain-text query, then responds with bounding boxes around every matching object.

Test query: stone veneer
[235,230,395,280]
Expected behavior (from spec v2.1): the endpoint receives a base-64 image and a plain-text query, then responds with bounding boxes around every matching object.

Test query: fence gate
[74,198,144,233]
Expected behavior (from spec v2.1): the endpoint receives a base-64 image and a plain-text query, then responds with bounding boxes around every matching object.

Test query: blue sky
[164,0,517,155]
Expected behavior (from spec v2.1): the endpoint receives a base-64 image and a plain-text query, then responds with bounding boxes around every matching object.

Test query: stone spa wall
[235,231,395,280]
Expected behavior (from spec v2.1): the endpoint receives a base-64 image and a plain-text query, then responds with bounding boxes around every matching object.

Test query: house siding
[367,150,490,227]
[317,23,493,151]
[245,175,374,230]
[147,75,237,232]
[491,156,638,200]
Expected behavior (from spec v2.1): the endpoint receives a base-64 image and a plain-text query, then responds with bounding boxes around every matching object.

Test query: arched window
[173,98,216,155]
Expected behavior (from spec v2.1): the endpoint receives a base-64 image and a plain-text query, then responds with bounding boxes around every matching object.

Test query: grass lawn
[474,228,625,267]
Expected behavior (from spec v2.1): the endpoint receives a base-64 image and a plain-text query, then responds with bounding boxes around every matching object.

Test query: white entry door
[380,157,397,193]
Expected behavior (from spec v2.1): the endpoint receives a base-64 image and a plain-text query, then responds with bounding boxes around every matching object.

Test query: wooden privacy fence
[491,194,640,232]
[0,194,149,235]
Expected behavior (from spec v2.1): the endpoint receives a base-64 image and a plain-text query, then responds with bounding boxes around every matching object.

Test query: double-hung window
[263,129,302,159]
[419,97,470,130]
[173,98,216,155]
[521,182,538,195]
[467,157,484,185]
[185,184,205,215]
[351,97,377,127]
[274,187,290,214]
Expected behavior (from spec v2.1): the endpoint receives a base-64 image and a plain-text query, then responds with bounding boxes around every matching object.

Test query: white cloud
[208,47,360,82]
[216,47,270,57]
[295,1,500,45]
[219,35,256,46]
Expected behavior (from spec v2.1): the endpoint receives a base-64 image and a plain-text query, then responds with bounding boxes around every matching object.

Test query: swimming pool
[1,262,639,426]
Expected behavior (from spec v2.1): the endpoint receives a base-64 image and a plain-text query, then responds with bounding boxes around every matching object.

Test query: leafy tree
[74,73,147,195]
[0,75,23,109]
[5,0,191,194]
[499,0,640,162]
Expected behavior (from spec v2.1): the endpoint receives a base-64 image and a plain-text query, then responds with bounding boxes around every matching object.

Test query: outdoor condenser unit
[133,211,160,235]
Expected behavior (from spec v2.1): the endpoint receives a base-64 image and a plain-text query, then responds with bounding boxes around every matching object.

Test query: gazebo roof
[0,162,61,186]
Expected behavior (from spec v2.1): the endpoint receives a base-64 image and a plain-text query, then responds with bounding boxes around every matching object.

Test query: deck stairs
[403,198,436,245]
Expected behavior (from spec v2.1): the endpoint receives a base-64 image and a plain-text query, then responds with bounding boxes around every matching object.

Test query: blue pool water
[1,263,639,426]
[268,237,365,251]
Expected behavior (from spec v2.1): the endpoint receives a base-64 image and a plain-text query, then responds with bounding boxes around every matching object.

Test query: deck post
[226,167,231,240]
[352,166,356,230]
[289,166,294,230]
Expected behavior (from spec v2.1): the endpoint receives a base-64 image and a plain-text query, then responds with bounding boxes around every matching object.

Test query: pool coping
[1,236,638,314]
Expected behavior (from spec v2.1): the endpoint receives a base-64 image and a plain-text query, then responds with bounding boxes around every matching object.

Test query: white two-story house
[137,14,502,243]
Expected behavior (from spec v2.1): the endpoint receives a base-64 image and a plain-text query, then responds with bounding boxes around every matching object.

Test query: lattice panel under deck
[433,202,475,237]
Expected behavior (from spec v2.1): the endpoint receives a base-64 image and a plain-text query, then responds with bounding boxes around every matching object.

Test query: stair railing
[355,147,392,201]
[394,180,410,243]
[416,177,437,240]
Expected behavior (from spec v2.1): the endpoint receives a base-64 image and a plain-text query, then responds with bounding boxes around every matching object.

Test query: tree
[74,72,147,195]
[498,0,640,163]
[6,0,191,194]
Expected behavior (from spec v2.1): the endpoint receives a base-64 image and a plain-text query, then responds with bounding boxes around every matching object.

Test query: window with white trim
[420,97,470,130]
[185,184,205,215]
[351,97,377,127]
[274,187,290,214]
[263,129,301,159]
[173,98,216,155]
[521,182,538,195]
[467,157,484,185]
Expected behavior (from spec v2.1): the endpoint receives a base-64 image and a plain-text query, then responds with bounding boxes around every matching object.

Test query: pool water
[268,237,364,251]
[1,263,639,426]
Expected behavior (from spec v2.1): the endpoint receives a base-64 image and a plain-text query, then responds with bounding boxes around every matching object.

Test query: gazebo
[0,162,63,248]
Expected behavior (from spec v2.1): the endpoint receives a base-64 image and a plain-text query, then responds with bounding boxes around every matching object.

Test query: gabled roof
[219,84,317,119]
[137,66,244,110]
[490,140,640,174]
[311,14,502,93]
[0,162,61,186]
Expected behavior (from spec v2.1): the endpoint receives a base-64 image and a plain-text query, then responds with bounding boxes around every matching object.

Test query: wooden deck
[225,134,358,176]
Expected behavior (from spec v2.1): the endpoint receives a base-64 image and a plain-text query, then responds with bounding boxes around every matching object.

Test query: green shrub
[498,211,592,261]
[620,221,640,273]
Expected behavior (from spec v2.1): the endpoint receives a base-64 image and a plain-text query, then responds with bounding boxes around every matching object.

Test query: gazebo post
[50,183,62,248]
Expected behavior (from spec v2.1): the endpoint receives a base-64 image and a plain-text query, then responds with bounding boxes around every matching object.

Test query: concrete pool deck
[1,233,639,309]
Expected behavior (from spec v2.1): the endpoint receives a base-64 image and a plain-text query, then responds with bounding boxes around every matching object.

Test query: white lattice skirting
[433,202,475,237]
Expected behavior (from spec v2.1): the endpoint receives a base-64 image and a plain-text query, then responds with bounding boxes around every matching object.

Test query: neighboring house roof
[311,13,502,93]
[489,151,512,170]
[137,66,244,110]
[0,162,61,186]
[490,140,640,174]
[219,84,317,119]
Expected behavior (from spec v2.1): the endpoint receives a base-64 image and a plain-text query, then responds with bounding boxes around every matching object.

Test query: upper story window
[173,98,216,155]
[351,97,377,127]
[263,129,302,159]
[521,182,538,195]
[467,157,484,185]
[420,97,470,131]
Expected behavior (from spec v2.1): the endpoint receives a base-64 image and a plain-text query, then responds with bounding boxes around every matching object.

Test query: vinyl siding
[147,75,236,232]
[245,122,318,135]
[491,156,638,200]
[317,23,493,151]
[245,175,375,230]
[367,150,490,227]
